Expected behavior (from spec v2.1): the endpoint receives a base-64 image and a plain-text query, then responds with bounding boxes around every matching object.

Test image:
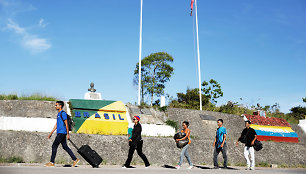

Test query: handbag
[174,132,189,148]
[253,140,263,151]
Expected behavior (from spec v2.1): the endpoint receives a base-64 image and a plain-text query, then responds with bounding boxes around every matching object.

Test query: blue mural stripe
[255,130,298,138]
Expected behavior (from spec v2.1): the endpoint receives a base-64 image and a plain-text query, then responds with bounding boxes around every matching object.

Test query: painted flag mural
[245,114,299,143]
[69,99,128,135]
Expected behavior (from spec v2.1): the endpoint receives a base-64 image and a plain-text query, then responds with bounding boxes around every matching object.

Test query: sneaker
[175,165,181,169]
[72,158,80,167]
[44,162,55,167]
[145,164,150,168]
[122,165,127,168]
[223,166,228,169]
[250,167,255,170]
[245,167,250,170]
[187,166,193,169]
[213,166,219,169]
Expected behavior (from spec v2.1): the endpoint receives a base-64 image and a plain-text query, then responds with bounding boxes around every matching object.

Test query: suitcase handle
[68,139,79,150]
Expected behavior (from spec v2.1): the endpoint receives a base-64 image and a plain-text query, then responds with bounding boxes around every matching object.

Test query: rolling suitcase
[69,139,103,168]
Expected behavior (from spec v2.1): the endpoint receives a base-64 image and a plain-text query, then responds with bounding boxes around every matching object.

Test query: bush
[165,120,178,130]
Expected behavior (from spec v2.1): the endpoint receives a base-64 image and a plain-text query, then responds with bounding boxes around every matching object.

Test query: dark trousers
[213,143,228,167]
[50,133,77,163]
[124,140,150,167]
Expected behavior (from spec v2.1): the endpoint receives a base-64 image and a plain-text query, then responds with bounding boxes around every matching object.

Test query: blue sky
[0,0,305,113]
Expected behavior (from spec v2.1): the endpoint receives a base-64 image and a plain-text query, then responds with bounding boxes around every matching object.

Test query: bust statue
[88,82,96,92]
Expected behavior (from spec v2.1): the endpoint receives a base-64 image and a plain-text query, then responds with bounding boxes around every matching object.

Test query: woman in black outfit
[122,116,150,168]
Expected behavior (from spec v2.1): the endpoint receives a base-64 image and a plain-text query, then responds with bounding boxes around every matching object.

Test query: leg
[136,141,150,166]
[183,144,193,166]
[178,145,188,166]
[244,146,250,169]
[213,146,220,167]
[61,135,77,161]
[221,144,228,167]
[250,147,255,169]
[50,134,64,163]
[124,144,136,167]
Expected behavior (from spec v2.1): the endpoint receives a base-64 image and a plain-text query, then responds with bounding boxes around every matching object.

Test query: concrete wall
[0,101,305,166]
[0,100,67,119]
[0,130,305,166]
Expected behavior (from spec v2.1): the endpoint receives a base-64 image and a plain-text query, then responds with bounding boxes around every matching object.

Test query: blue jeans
[50,133,77,163]
[178,144,193,166]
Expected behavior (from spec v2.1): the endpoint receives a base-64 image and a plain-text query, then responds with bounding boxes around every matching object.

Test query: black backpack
[60,111,73,131]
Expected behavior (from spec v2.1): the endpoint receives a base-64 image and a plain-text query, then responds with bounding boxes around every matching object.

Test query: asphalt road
[0,164,305,174]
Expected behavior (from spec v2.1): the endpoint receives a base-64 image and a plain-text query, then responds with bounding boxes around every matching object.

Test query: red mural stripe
[257,135,299,143]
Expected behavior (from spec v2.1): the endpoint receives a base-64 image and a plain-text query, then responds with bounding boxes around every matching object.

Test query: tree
[303,97,306,103]
[134,52,174,106]
[201,79,223,104]
[169,88,209,110]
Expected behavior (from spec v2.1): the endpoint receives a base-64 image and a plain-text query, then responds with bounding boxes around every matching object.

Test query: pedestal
[84,92,102,100]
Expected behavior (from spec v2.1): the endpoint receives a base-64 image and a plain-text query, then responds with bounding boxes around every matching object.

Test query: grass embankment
[0,93,58,101]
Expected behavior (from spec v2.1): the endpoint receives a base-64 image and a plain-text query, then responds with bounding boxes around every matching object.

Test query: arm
[48,123,57,139]
[64,120,70,140]
[130,124,141,142]
[213,137,216,147]
[176,129,190,142]
[251,135,257,146]
[221,134,226,147]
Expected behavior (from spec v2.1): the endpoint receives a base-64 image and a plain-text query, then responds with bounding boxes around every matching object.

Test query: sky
[0,0,305,113]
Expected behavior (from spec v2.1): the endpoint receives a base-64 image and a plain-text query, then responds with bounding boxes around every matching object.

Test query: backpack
[60,111,73,131]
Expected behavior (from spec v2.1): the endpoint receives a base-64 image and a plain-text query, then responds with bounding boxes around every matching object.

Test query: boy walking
[236,120,257,170]
[212,119,227,169]
[44,101,79,167]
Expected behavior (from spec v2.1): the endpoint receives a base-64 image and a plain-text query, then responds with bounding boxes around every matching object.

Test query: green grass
[256,162,270,167]
[0,93,58,101]
[0,156,25,163]
[234,162,246,167]
[165,120,178,130]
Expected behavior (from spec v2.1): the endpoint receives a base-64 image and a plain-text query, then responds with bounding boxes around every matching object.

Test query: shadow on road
[161,165,176,169]
[194,165,210,169]
[63,164,72,167]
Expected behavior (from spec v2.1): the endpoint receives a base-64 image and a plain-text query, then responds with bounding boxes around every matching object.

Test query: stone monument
[84,82,102,100]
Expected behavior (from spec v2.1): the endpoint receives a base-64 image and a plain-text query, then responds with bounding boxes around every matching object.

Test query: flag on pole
[190,0,194,16]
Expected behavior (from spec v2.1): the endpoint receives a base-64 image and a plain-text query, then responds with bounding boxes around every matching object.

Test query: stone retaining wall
[0,130,305,166]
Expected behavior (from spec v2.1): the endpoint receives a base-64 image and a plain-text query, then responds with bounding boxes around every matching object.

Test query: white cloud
[6,18,25,34]
[5,18,51,54]
[23,36,51,53]
[39,18,47,28]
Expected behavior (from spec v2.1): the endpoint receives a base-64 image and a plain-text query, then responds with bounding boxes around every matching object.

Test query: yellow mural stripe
[250,124,295,133]
[77,111,128,135]
[98,101,126,112]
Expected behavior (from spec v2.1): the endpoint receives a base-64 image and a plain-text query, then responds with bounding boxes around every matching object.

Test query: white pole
[138,0,143,105]
[195,0,202,110]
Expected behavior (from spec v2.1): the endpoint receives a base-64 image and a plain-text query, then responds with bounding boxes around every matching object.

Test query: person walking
[236,120,257,170]
[122,116,150,168]
[213,119,228,169]
[175,121,193,169]
[44,101,79,167]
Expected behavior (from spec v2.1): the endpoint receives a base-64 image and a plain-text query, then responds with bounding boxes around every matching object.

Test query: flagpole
[194,0,202,110]
[138,0,143,105]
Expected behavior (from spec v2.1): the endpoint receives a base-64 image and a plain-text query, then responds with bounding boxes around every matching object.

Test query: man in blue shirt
[44,101,79,167]
[212,119,228,169]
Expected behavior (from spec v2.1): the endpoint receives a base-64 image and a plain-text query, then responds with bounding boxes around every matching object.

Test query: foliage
[0,156,25,163]
[165,119,178,130]
[169,88,210,110]
[134,52,174,106]
[202,79,223,104]
[303,97,306,103]
[290,106,306,120]
[256,162,270,167]
[0,93,58,101]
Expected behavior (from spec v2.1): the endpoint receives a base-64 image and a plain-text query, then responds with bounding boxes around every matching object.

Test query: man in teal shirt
[212,119,228,169]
